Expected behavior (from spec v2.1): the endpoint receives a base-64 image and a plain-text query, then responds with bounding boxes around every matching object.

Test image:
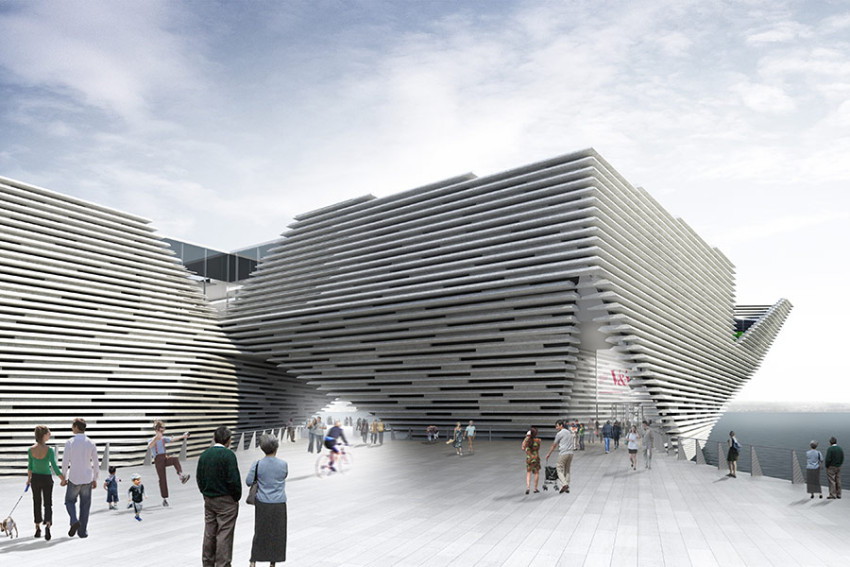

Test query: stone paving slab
[1,437,848,566]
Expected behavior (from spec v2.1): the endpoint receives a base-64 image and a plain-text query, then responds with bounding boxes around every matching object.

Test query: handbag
[246,461,259,505]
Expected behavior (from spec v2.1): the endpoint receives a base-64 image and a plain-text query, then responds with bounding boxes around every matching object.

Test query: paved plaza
[1,435,848,566]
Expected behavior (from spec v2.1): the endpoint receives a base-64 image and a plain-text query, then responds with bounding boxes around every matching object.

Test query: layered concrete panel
[0,176,326,474]
[225,149,791,441]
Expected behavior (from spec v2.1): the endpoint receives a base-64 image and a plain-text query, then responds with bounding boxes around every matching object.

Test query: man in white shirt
[545,420,576,494]
[61,418,99,538]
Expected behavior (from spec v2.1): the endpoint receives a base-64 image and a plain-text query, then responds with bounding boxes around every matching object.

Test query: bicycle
[315,443,353,478]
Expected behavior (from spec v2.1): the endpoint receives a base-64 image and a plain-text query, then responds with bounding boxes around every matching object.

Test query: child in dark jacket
[128,473,146,521]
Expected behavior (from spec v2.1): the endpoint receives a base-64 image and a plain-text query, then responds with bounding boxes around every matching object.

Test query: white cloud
[745,20,813,44]
[0,1,207,127]
[714,211,849,247]
[729,80,796,113]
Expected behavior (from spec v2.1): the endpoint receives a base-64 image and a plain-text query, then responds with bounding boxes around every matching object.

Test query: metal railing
[674,436,839,486]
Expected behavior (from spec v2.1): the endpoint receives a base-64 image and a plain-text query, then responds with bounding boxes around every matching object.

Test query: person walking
[246,434,288,567]
[727,431,741,478]
[197,426,241,567]
[358,418,368,444]
[626,425,639,470]
[612,421,622,450]
[26,425,64,540]
[315,417,326,452]
[825,436,843,499]
[544,420,576,494]
[451,422,464,456]
[286,418,296,443]
[465,420,476,454]
[370,420,378,445]
[522,427,542,494]
[306,418,317,453]
[642,421,654,469]
[602,421,613,453]
[377,419,385,445]
[147,420,190,507]
[806,440,824,499]
[61,418,99,539]
[127,473,146,521]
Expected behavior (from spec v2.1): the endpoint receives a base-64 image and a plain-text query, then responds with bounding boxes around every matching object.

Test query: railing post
[677,439,687,461]
[751,446,763,477]
[695,440,706,465]
[791,450,805,484]
[143,444,151,466]
[250,431,257,449]
[180,436,188,461]
[718,442,727,471]
[237,432,245,452]
[100,443,109,471]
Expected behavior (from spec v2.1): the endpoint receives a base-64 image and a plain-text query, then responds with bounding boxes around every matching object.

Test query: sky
[1,0,848,404]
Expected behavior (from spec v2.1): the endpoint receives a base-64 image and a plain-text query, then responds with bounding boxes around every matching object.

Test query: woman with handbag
[245,434,288,566]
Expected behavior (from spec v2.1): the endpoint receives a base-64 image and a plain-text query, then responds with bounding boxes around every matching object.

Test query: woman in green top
[26,425,64,540]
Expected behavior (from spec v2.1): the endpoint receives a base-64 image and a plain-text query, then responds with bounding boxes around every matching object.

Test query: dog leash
[6,485,29,518]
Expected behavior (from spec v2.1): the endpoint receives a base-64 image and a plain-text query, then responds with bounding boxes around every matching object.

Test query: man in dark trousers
[196,426,241,567]
[826,436,844,499]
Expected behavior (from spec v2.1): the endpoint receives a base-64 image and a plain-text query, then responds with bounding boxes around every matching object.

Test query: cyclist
[323,420,349,471]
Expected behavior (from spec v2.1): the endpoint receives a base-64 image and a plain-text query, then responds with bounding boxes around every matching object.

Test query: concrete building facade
[223,149,791,441]
[0,175,325,474]
[1,148,791,472]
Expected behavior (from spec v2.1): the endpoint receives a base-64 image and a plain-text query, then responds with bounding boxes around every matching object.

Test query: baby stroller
[542,465,558,491]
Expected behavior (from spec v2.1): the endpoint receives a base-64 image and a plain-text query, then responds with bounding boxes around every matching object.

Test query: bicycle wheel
[315,453,333,478]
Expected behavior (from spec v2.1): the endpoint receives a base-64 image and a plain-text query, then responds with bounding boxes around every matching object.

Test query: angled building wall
[224,149,791,441]
[0,176,326,474]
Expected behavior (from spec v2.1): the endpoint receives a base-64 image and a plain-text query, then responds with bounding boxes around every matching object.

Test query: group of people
[521,419,656,494]
[197,426,288,567]
[359,418,385,445]
[448,421,476,456]
[26,418,102,541]
[23,419,288,567]
[805,437,844,499]
[724,431,844,501]
[25,419,194,537]
[305,416,385,453]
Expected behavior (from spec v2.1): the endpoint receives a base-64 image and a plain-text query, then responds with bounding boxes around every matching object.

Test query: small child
[104,466,119,510]
[128,473,146,521]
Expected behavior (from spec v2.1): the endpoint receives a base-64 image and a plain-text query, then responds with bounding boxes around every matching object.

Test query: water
[700,411,850,486]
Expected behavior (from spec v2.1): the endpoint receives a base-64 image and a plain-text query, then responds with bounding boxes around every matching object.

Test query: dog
[1,516,17,538]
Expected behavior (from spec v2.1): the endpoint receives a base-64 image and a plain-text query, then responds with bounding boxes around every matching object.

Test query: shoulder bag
[246,461,259,505]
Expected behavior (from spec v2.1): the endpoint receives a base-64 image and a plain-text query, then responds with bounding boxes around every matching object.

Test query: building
[1,148,791,473]
[223,149,791,441]
[0,175,324,474]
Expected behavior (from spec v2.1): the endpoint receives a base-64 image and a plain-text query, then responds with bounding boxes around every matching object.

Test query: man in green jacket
[825,436,844,499]
[196,426,241,567]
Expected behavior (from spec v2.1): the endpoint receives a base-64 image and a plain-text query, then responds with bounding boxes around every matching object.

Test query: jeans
[604,437,611,452]
[65,481,92,535]
[645,447,653,469]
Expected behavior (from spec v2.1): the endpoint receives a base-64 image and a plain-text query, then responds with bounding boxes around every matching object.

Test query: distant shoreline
[727,401,850,413]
